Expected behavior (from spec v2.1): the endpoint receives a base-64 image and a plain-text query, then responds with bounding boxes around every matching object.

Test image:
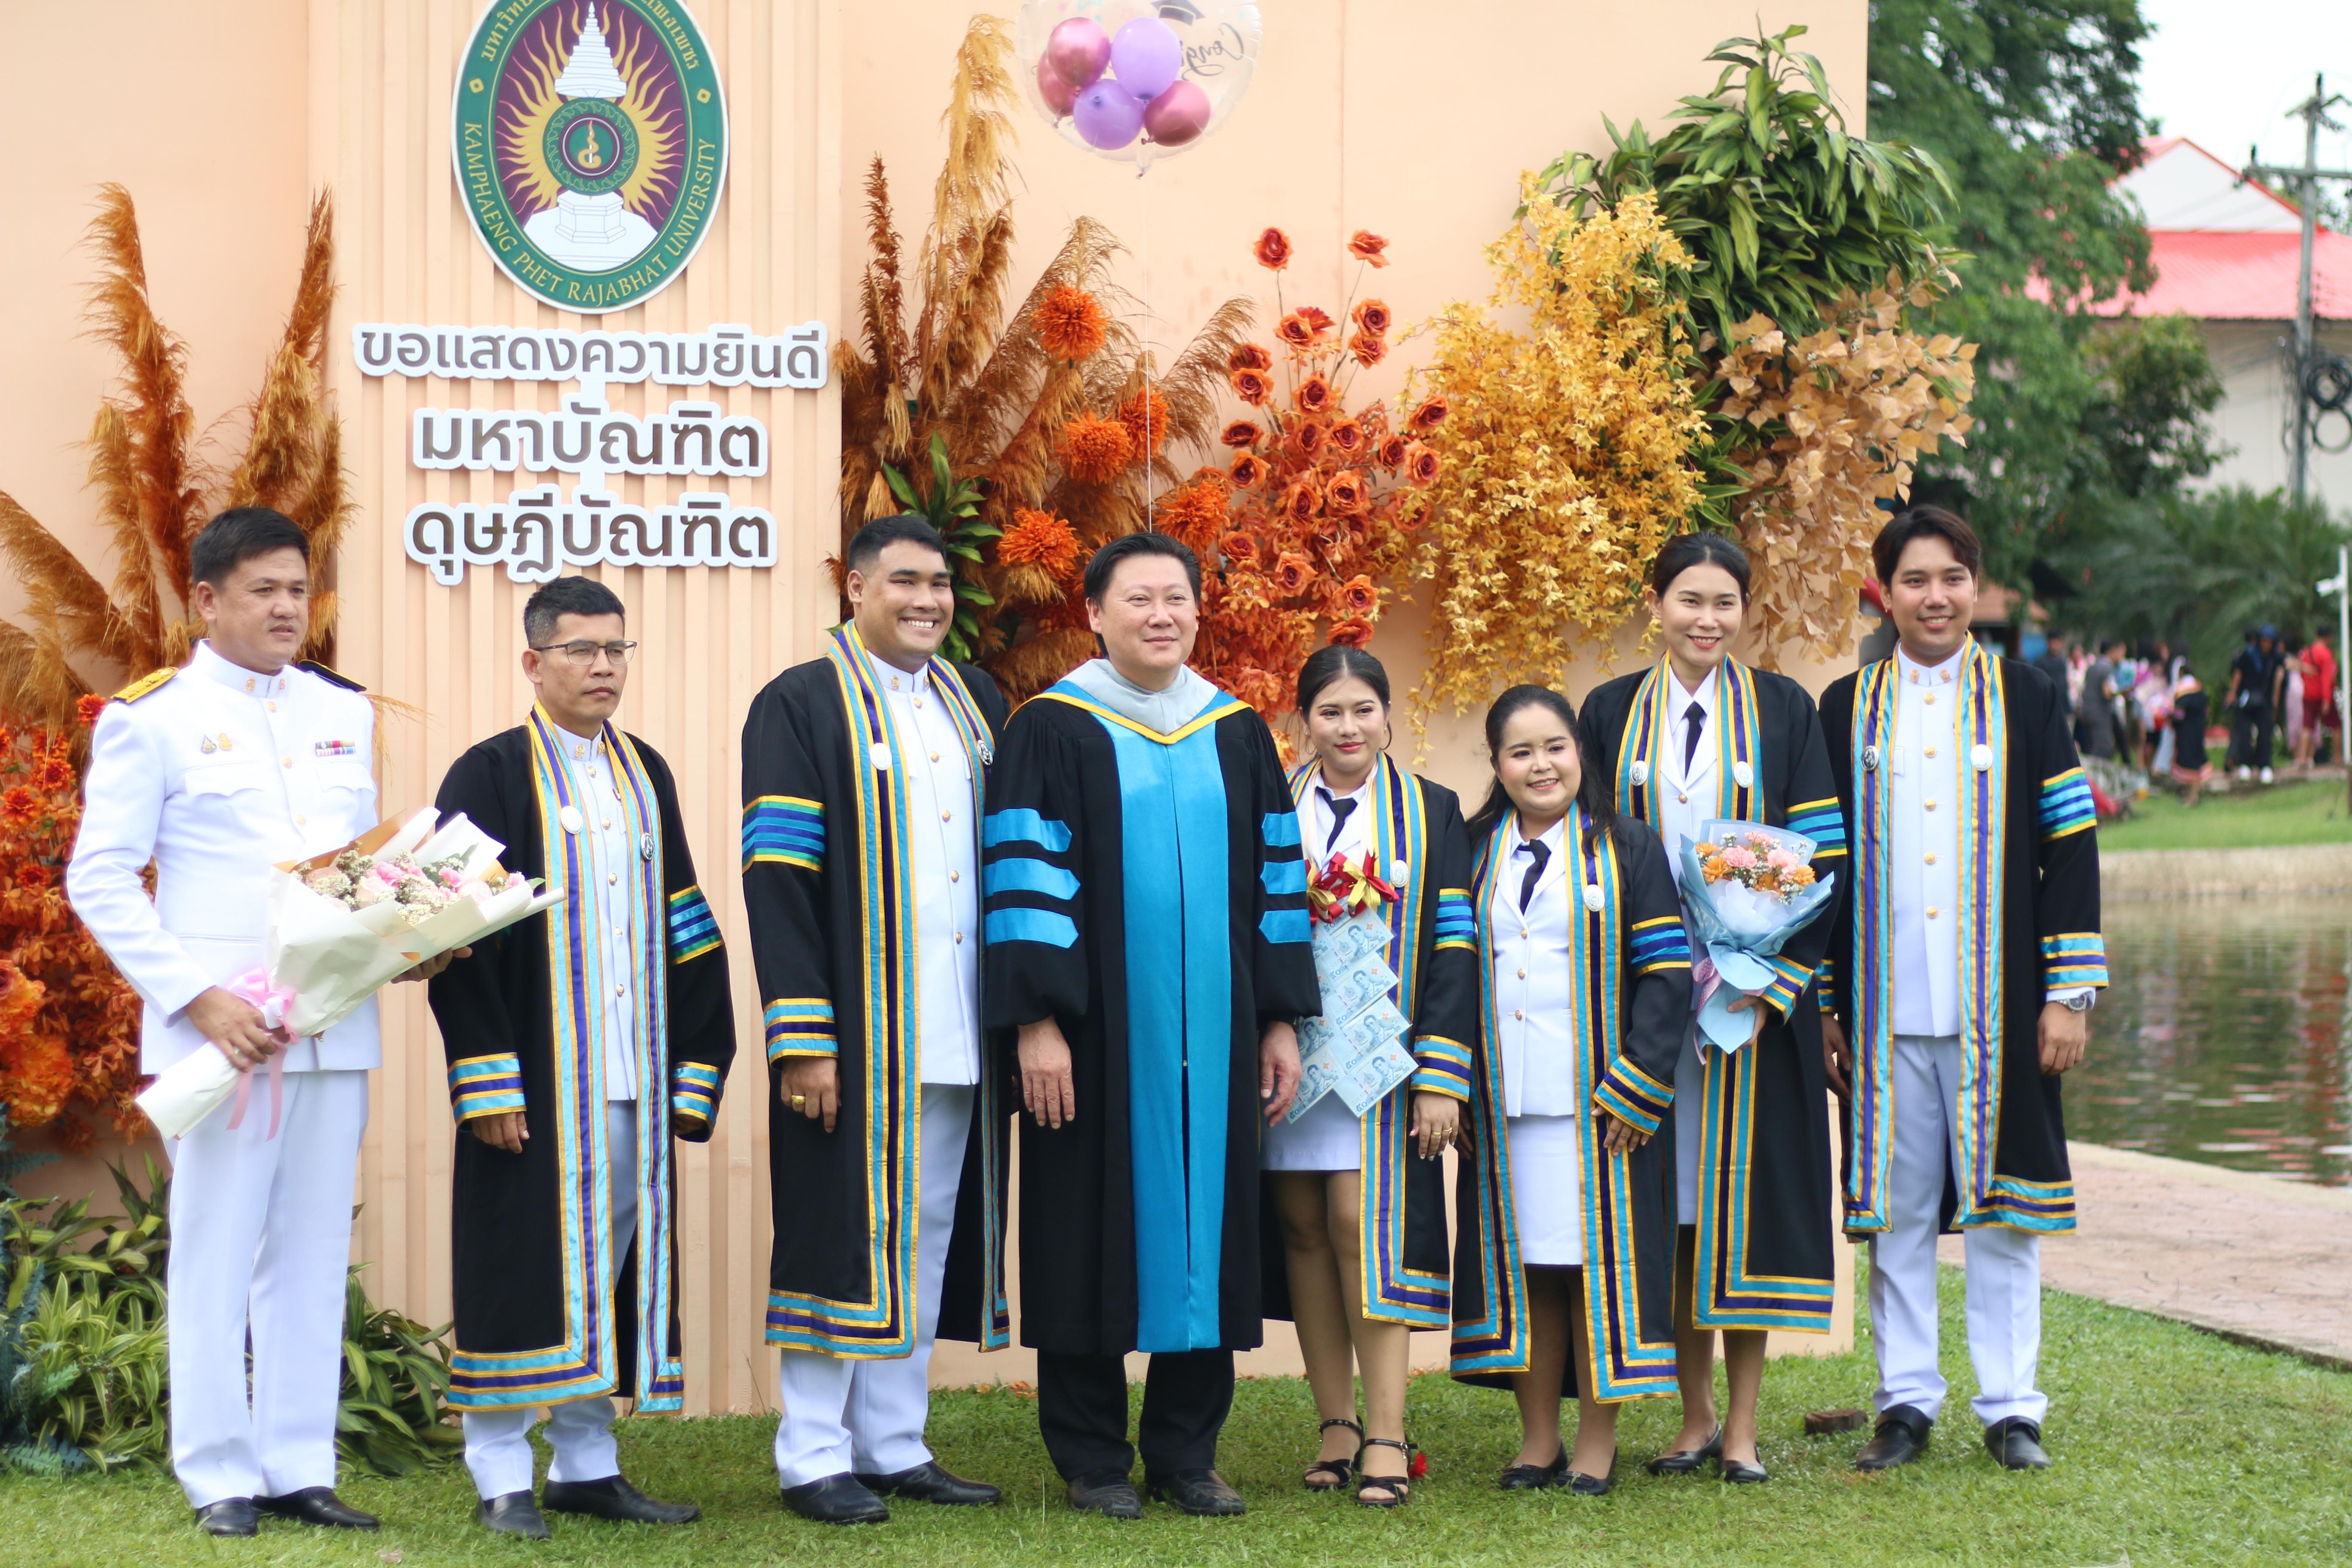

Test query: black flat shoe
[542,1476,699,1525]
[257,1488,378,1529]
[1303,1416,1364,1491]
[854,1460,1000,1506]
[1354,1437,1412,1508]
[779,1473,889,1525]
[1498,1448,1568,1490]
[194,1499,257,1537]
[1984,1417,2051,1471]
[1065,1471,1142,1519]
[1853,1404,1933,1472]
[1646,1426,1724,1476]
[1565,1449,1618,1497]
[1721,1458,1770,1484]
[1145,1468,1246,1516]
[477,1491,551,1540]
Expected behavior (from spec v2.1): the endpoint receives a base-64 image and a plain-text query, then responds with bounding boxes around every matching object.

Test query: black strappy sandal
[1303,1418,1363,1491]
[1355,1438,1415,1508]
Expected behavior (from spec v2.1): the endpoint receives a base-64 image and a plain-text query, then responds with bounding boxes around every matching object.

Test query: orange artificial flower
[1276,312,1325,351]
[1271,551,1315,596]
[1300,306,1336,333]
[34,758,71,793]
[1253,227,1293,270]
[1230,367,1272,406]
[1375,432,1411,469]
[1336,575,1378,616]
[1228,342,1274,373]
[1288,419,1328,461]
[1037,285,1109,361]
[14,862,49,890]
[999,508,1082,579]
[1280,479,1323,525]
[1327,418,1366,456]
[1351,299,1392,336]
[1324,469,1368,515]
[1218,530,1261,567]
[1120,389,1170,459]
[1295,374,1333,414]
[1348,332,1387,367]
[1347,230,1390,268]
[1228,450,1268,489]
[1,787,35,825]
[1155,476,1231,555]
[1057,414,1135,484]
[74,694,107,730]
[1328,616,1375,647]
[1409,395,1449,432]
[1403,442,1441,487]
[1220,420,1262,449]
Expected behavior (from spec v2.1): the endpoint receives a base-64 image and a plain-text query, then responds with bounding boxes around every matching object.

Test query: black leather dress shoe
[1497,1449,1567,1490]
[1853,1404,1933,1472]
[1146,1468,1246,1516]
[1065,1471,1143,1519]
[1646,1427,1723,1476]
[854,1460,1001,1506]
[194,1499,257,1537]
[542,1475,700,1524]
[478,1491,551,1540]
[258,1488,379,1529]
[1564,1449,1618,1497]
[780,1473,890,1524]
[1984,1417,2052,1471]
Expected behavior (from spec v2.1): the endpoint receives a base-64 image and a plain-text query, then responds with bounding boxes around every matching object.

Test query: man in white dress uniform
[67,508,455,1536]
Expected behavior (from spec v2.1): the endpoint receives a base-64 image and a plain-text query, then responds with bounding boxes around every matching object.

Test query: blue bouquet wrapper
[1678,820,1838,1052]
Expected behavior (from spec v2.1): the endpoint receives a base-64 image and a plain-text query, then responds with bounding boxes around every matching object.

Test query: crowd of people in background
[2029,627,2341,807]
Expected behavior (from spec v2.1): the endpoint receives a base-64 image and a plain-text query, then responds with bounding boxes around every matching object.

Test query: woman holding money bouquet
[1451,686,1691,1495]
[1574,534,1844,1485]
[1261,646,1479,1508]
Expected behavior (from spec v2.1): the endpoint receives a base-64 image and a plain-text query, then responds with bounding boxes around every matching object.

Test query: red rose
[1295,374,1333,414]
[1347,230,1390,268]
[1328,616,1376,648]
[1228,450,1268,489]
[1230,368,1272,405]
[1220,420,1262,448]
[1228,342,1274,373]
[1409,395,1449,432]
[1254,227,1293,271]
[1404,442,1441,487]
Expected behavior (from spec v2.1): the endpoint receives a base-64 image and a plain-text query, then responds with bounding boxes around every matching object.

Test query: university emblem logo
[453,0,726,314]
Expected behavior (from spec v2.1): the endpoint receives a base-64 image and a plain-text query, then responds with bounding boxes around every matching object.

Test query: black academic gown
[739,626,1013,1357]
[1579,658,1843,1332]
[1259,756,1481,1329]
[1451,807,1691,1403]
[981,676,1324,1357]
[1819,641,2107,1236]
[429,708,736,1412]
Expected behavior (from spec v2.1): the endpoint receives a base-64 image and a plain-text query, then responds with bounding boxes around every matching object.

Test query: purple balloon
[1143,79,1212,147]
[1109,17,1183,101]
[1045,17,1111,89]
[1071,80,1145,150]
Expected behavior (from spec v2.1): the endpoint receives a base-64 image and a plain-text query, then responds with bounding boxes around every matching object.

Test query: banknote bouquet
[1676,819,1837,1054]
[137,806,565,1137]
[1289,851,1417,1122]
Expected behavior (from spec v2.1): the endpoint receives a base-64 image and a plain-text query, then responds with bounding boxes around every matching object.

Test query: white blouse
[1486,814,1581,1118]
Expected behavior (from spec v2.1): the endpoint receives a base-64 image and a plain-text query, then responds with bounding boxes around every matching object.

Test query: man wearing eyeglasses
[426,576,736,1539]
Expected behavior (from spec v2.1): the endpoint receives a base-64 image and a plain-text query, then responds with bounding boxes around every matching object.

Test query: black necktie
[1318,787,1357,855]
[1682,701,1706,774]
[1516,838,1550,912]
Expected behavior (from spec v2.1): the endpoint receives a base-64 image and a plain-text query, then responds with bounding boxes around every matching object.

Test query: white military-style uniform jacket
[67,640,381,1073]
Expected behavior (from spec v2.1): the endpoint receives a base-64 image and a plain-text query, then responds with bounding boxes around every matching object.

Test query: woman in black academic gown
[1575,534,1844,1484]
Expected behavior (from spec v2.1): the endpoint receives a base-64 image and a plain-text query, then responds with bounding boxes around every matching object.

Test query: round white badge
[1971,744,1995,772]
[1629,760,1650,787]
[1862,745,1881,772]
[870,742,892,771]
[640,833,657,861]
[1583,883,1605,912]
[1390,859,1409,886]
[1732,760,1754,789]
[558,805,585,835]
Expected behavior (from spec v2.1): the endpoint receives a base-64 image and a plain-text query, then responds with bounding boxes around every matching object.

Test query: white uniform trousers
[462,1102,641,1499]
[1867,1033,2047,1427]
[165,1068,369,1508]
[774,1084,972,1486]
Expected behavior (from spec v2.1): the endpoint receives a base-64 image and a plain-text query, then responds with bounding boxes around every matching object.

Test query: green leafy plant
[880,429,1001,661]
[337,1266,462,1476]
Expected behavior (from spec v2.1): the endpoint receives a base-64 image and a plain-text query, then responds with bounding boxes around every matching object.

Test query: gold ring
[791,1094,807,1107]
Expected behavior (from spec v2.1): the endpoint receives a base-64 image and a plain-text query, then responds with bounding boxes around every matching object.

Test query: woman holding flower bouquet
[1575,534,1844,1485]
[1451,686,1690,1495]
[1261,647,1479,1509]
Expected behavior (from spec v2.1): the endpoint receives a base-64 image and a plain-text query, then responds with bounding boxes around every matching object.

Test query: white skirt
[1261,1089,1362,1171]
[1506,1113,1585,1266]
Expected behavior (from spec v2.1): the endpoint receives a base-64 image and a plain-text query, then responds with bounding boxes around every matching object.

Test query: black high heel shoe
[1355,1438,1415,1508]
[1646,1425,1724,1476]
[1302,1417,1363,1491]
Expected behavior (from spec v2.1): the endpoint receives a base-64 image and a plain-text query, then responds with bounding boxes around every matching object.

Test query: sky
[2138,1,2352,179]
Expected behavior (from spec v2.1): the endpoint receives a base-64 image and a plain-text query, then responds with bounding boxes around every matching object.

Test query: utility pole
[2243,76,2350,503]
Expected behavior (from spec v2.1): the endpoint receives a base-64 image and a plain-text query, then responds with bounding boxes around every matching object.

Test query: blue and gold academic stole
[1451,815,1531,1377]
[1616,658,1761,826]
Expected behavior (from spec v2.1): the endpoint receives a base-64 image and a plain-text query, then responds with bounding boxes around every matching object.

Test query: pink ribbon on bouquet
[1691,954,1722,1013]
[222,967,295,1139]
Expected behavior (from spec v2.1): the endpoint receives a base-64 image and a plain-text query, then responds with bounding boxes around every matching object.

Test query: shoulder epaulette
[296,659,367,693]
[111,667,176,704]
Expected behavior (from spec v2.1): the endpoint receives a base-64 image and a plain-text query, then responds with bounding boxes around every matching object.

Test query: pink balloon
[1036,55,1076,116]
[1142,79,1212,147]
[1045,17,1111,88]
[1071,80,1145,150]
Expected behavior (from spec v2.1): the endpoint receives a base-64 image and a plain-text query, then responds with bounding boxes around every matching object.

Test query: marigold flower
[1328,615,1375,647]
[1057,414,1134,483]
[1348,332,1387,367]
[1403,442,1440,487]
[1228,342,1274,373]
[14,862,49,890]
[1271,551,1315,596]
[1220,420,1262,449]
[74,694,107,730]
[1375,433,1411,469]
[1228,450,1268,489]
[1119,389,1170,458]
[1277,312,1325,351]
[1218,530,1261,567]
[34,758,71,793]
[1324,469,1368,515]
[1336,575,1378,616]
[1295,374,1333,414]
[1281,480,1323,526]
[1037,285,1108,361]
[1155,476,1231,555]
[1,787,36,824]
[0,725,16,754]
[1327,418,1366,456]
[1409,395,1449,432]
[1347,230,1390,267]
[1229,367,1272,406]
[1253,227,1292,270]
[1352,299,1393,336]
[998,508,1082,579]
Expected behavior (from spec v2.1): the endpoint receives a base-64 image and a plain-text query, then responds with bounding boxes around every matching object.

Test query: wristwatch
[2060,991,2094,1013]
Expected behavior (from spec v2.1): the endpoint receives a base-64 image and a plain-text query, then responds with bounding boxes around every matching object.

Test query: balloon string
[1142,167,1154,535]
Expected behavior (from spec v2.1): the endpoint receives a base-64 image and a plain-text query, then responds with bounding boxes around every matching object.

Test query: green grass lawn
[3,1265,2348,1568]
[2099,774,2352,851]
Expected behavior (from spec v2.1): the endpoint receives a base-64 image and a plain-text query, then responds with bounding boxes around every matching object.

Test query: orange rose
[1228,450,1268,489]
[1347,230,1390,268]
[1409,395,1449,432]
[1328,616,1375,648]
[1327,418,1366,455]
[1280,479,1323,525]
[1272,551,1315,596]
[1351,299,1392,335]
[1289,419,1328,460]
[1375,432,1411,469]
[1229,367,1271,405]
[1253,227,1293,270]
[1277,312,1323,351]
[1336,574,1378,616]
[1219,530,1261,567]
[1403,442,1440,487]
[1324,469,1368,515]
[1228,342,1273,373]
[1220,419,1262,449]
[1348,331,1386,367]
[1295,374,1333,414]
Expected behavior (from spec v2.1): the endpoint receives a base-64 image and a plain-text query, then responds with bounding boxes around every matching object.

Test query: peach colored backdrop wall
[4,0,1865,1412]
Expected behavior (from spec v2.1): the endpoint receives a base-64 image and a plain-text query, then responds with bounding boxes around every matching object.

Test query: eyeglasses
[531,640,638,668]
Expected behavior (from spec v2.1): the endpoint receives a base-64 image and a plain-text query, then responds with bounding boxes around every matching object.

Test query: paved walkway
[1940,1141,2352,1370]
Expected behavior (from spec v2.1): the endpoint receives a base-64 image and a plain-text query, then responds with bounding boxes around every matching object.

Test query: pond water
[2069,895,2352,1187]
